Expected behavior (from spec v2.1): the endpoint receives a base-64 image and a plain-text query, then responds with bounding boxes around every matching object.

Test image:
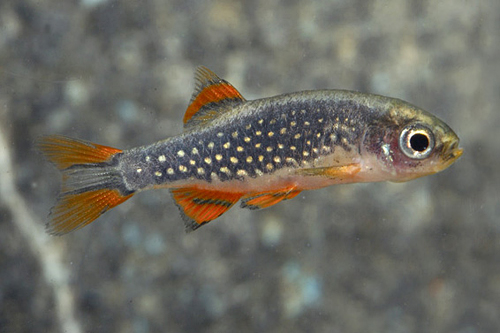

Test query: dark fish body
[38,67,462,235]
[121,91,377,189]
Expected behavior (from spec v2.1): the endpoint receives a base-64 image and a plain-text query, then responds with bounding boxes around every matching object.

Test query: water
[1,0,498,332]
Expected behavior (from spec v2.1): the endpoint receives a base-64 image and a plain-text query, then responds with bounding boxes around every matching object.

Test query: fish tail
[37,135,134,235]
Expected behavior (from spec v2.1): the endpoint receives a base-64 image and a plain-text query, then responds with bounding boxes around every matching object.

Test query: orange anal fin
[241,186,302,210]
[183,66,246,126]
[170,187,243,232]
[283,190,301,201]
[48,189,133,236]
[295,163,361,179]
[37,135,122,170]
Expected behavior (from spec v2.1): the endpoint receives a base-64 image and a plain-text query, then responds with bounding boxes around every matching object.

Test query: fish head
[361,99,463,182]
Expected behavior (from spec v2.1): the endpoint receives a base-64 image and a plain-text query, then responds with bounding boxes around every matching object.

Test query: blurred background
[1,0,499,332]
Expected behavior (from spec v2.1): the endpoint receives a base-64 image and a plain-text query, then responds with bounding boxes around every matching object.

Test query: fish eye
[399,124,435,159]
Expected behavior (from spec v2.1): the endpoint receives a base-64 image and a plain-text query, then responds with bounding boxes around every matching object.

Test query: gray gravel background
[1,0,499,332]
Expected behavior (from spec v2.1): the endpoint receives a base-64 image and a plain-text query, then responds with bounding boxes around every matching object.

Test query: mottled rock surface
[1,1,499,332]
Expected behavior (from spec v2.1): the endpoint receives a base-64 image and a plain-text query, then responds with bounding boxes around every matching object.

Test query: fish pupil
[410,133,429,152]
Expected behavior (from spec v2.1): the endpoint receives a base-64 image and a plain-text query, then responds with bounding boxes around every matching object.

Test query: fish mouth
[444,141,463,159]
[439,140,463,167]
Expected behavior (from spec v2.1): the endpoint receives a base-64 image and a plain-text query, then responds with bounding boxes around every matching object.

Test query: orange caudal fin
[170,186,243,232]
[37,135,122,170]
[37,135,133,235]
[241,187,302,210]
[48,189,133,235]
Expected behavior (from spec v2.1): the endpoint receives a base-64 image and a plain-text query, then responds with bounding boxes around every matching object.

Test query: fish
[37,66,463,235]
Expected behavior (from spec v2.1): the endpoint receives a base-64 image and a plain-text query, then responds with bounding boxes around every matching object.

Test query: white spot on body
[280,128,287,134]
[230,157,238,164]
[155,171,162,177]
[215,154,223,161]
[266,163,274,170]
[136,168,142,173]
[220,167,230,174]
[266,147,273,152]
[167,168,174,175]
[237,169,248,176]
[158,155,166,162]
[237,146,244,152]
[177,150,185,157]
[244,137,251,142]
[197,168,205,175]
[145,156,151,162]
[255,169,264,176]
[273,156,281,163]
[268,131,274,137]
[192,147,199,155]
[246,156,253,163]
[179,165,188,172]
[278,143,284,149]
[217,132,224,137]
[204,157,212,164]
[223,142,230,149]
[232,131,238,138]
[189,160,196,165]
[256,131,262,136]
[208,142,215,149]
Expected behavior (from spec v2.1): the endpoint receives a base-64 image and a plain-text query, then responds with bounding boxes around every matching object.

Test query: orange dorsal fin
[37,135,134,235]
[241,186,301,210]
[183,66,246,129]
[170,186,243,231]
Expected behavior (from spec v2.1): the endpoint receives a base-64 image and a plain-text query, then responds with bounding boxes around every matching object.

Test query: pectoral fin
[295,163,361,179]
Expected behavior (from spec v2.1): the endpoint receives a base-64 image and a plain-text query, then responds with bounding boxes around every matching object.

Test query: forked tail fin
[37,135,134,235]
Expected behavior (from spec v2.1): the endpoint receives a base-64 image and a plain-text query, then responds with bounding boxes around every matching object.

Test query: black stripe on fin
[183,66,246,129]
